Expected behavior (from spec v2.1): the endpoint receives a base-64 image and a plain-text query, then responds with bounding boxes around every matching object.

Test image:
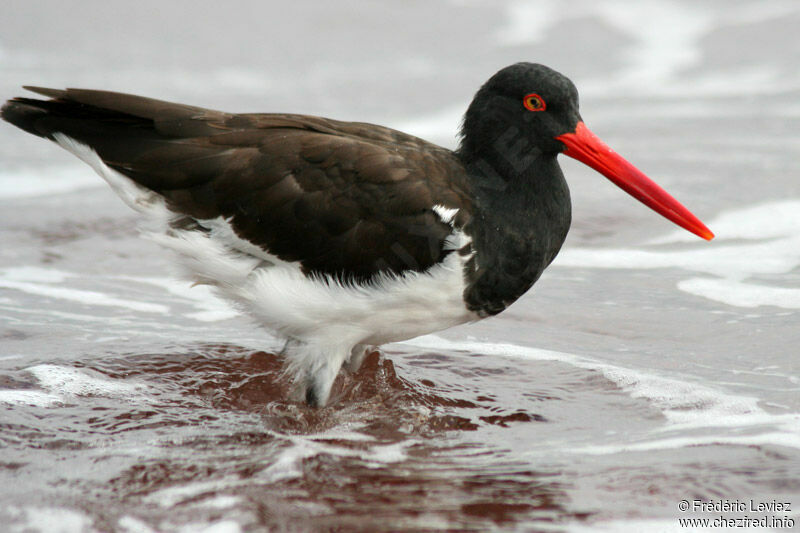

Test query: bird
[1,63,713,407]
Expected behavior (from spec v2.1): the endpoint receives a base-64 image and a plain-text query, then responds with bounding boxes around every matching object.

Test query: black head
[458,63,581,163]
[457,63,715,241]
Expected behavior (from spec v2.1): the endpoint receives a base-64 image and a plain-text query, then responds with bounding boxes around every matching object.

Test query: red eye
[523,93,546,112]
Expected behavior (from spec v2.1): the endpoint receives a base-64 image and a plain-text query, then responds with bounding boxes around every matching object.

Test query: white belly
[153,215,478,349]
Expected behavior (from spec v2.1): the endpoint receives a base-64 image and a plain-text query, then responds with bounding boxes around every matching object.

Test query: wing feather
[2,87,472,280]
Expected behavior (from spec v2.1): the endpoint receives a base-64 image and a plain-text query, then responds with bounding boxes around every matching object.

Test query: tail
[3,87,132,140]
[1,88,61,139]
[3,86,244,212]
[1,87,170,213]
[2,86,235,192]
[2,86,222,141]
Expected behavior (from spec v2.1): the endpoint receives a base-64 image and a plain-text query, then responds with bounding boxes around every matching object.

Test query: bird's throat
[461,154,572,316]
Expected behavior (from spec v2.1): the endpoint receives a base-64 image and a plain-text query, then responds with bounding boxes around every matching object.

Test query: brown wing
[2,87,472,280]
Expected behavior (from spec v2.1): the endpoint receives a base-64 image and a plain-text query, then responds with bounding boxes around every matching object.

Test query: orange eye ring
[523,93,546,112]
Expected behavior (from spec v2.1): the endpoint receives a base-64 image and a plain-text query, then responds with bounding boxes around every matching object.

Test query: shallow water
[1,1,800,531]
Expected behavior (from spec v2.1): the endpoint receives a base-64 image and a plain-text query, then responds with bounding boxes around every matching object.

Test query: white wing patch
[433,204,473,254]
[432,204,459,226]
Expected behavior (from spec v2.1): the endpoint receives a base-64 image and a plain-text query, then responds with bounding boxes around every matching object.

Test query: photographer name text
[684,499,791,513]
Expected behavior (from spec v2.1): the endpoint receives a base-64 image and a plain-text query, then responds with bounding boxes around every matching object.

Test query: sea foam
[555,200,800,309]
[403,335,800,451]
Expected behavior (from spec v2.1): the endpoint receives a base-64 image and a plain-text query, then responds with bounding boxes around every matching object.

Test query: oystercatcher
[1,63,713,406]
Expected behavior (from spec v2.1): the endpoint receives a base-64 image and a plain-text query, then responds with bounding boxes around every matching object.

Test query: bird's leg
[284,341,350,407]
[278,338,292,357]
[343,344,376,373]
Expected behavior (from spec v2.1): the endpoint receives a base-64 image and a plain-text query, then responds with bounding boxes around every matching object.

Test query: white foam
[679,277,800,309]
[572,429,800,456]
[2,266,71,284]
[258,427,414,483]
[117,276,239,322]
[402,335,800,449]
[0,389,63,407]
[177,521,242,533]
[27,364,151,399]
[8,506,96,533]
[401,334,579,364]
[145,479,240,509]
[259,438,319,483]
[556,200,800,309]
[557,240,799,279]
[117,516,158,533]
[363,441,413,465]
[0,267,169,314]
[200,496,242,509]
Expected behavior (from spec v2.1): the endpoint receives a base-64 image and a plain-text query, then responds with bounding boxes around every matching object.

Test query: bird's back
[2,88,474,281]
